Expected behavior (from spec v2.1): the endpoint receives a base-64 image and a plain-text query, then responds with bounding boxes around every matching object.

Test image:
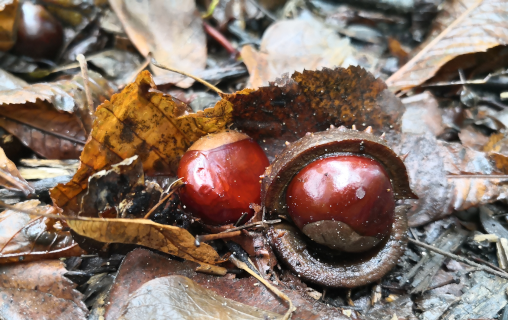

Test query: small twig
[143,179,184,219]
[424,278,460,292]
[246,0,278,21]
[202,21,239,58]
[195,230,242,246]
[230,255,295,320]
[150,55,223,94]
[408,238,508,280]
[346,289,354,307]
[218,219,281,234]
[468,253,506,273]
[76,54,95,118]
[234,212,248,227]
[381,284,405,291]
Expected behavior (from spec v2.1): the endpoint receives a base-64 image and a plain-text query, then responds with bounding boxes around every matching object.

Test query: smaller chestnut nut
[12,2,64,60]
[177,130,269,226]
[262,126,418,288]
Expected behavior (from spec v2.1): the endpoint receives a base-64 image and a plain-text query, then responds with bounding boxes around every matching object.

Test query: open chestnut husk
[261,126,417,288]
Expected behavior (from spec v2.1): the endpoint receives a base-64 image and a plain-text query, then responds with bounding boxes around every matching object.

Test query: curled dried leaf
[67,216,221,266]
[0,200,83,263]
[0,72,116,158]
[0,146,33,195]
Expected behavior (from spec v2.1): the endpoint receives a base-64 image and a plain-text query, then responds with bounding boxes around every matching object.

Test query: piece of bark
[442,271,508,319]
[401,227,469,293]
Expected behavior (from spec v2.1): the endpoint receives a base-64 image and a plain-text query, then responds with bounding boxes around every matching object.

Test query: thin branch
[76,54,95,118]
[143,179,184,219]
[408,238,508,280]
[218,219,281,234]
[230,255,295,320]
[202,21,239,57]
[195,230,242,246]
[150,56,223,94]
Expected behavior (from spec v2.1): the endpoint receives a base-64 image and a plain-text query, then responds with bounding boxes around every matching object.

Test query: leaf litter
[2,0,508,319]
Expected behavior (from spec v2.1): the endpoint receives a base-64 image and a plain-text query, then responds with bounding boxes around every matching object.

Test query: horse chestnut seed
[286,154,395,252]
[12,2,64,60]
[177,130,269,225]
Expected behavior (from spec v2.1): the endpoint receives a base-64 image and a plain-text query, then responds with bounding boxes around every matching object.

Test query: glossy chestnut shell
[13,2,64,60]
[261,126,417,287]
[178,130,269,226]
[286,154,396,249]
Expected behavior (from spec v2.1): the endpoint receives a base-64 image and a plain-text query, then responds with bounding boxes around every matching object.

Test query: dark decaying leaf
[0,260,87,320]
[389,133,508,226]
[222,67,404,159]
[0,200,84,263]
[105,248,355,320]
[0,146,33,195]
[480,206,508,239]
[401,91,446,136]
[0,71,116,159]
[79,155,160,218]
[118,275,283,320]
[50,70,232,216]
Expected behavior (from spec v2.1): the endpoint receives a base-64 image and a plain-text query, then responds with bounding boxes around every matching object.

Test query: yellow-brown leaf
[50,70,231,216]
[66,217,221,266]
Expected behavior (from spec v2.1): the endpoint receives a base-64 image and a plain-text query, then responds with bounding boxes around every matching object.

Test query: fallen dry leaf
[401,91,446,136]
[242,16,355,88]
[0,71,116,159]
[0,260,87,319]
[0,200,83,263]
[387,0,508,91]
[118,275,283,320]
[50,70,231,216]
[109,0,206,80]
[459,125,490,151]
[222,66,404,159]
[0,146,33,195]
[389,133,508,226]
[0,68,27,91]
[106,248,354,320]
[66,216,221,266]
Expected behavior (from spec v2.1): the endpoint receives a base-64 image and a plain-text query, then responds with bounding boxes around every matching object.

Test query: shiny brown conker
[286,154,396,251]
[12,2,64,60]
[177,130,269,226]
